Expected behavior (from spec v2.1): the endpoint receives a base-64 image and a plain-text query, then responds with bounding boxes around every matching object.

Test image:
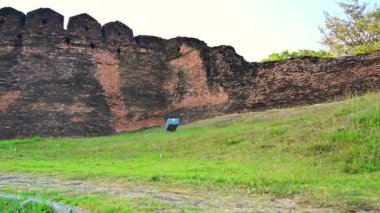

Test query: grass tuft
[0,196,53,213]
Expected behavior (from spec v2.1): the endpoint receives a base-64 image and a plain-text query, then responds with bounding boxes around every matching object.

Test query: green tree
[320,0,380,56]
[261,49,333,62]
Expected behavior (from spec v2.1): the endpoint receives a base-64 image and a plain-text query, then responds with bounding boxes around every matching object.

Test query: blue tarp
[165,118,180,131]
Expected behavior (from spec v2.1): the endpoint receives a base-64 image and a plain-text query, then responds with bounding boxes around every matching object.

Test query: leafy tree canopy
[320,0,380,56]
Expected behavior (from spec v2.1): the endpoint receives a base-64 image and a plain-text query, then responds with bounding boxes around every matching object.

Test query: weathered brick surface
[0,7,379,139]
[25,8,64,33]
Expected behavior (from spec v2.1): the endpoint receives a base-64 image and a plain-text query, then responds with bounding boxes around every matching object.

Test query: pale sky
[0,0,375,62]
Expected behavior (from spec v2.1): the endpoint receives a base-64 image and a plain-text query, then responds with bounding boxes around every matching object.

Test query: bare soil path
[0,174,337,212]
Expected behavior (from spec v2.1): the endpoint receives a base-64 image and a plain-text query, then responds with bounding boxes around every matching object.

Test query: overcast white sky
[1,0,372,62]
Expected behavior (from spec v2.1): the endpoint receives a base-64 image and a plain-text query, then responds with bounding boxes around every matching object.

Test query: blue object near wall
[165,118,180,132]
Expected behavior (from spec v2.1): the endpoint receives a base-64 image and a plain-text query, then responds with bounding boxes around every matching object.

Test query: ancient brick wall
[0,7,379,139]
[245,53,380,109]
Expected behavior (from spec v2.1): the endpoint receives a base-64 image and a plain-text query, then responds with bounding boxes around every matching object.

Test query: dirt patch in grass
[0,174,336,212]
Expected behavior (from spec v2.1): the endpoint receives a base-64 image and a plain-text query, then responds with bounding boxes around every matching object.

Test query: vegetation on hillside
[0,92,379,211]
[261,49,333,62]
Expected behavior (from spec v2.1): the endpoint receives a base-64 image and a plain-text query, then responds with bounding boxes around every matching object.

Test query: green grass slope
[0,92,379,210]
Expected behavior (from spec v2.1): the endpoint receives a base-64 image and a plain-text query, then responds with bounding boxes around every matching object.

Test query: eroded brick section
[116,117,164,132]
[0,91,21,110]
[30,102,94,114]
[167,44,228,108]
[93,51,129,132]
[70,116,85,123]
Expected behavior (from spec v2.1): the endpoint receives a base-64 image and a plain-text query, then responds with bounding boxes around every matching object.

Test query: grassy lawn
[0,92,379,211]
